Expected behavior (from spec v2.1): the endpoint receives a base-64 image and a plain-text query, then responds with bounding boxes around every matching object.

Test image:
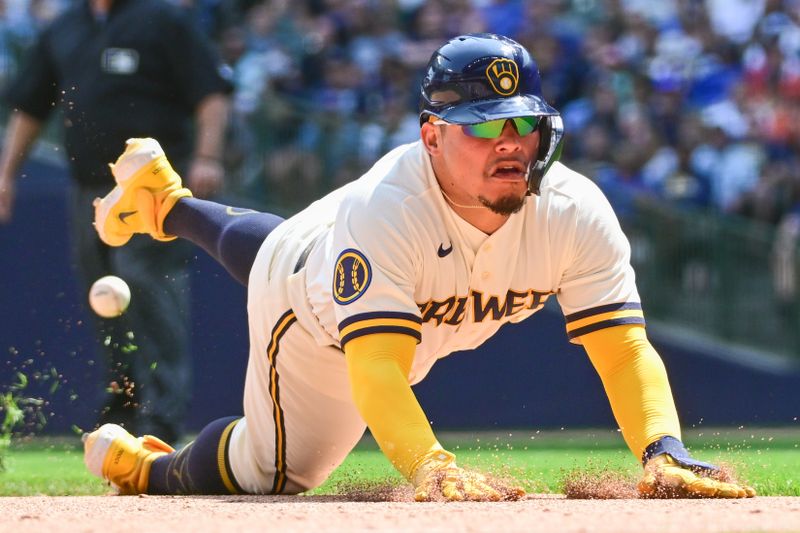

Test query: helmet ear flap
[527,116,565,195]
[419,112,433,127]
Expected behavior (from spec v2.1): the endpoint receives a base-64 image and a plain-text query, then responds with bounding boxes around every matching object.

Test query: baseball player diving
[82,33,755,500]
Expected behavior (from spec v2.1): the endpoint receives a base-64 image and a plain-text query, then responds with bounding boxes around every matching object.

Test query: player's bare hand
[638,454,756,498]
[0,173,15,223]
[411,449,524,502]
[186,157,223,198]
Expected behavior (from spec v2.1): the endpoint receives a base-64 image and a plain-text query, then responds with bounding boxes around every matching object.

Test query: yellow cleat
[94,138,192,246]
[83,423,175,495]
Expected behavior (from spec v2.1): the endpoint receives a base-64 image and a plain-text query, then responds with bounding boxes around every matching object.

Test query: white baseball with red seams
[88,275,131,318]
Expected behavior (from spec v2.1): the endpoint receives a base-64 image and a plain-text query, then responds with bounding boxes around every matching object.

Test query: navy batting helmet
[420,33,564,194]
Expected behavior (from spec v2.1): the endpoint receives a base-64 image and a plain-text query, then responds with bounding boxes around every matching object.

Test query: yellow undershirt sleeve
[344,333,442,480]
[580,324,681,461]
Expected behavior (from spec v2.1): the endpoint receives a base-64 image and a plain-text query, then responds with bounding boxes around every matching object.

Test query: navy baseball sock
[148,416,244,494]
[163,198,284,286]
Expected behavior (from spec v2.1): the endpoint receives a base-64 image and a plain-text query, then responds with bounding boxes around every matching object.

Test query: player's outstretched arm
[344,333,523,501]
[581,324,755,498]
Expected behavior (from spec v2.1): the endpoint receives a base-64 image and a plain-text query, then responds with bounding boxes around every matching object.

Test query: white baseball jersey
[269,140,642,384]
[233,139,643,494]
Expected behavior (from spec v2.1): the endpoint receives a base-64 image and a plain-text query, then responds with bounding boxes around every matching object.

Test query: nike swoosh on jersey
[437,242,453,257]
[118,210,138,224]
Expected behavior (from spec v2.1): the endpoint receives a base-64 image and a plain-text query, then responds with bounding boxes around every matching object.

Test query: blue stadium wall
[1,160,798,435]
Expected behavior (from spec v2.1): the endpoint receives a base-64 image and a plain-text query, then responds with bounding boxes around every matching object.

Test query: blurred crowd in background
[3,0,800,223]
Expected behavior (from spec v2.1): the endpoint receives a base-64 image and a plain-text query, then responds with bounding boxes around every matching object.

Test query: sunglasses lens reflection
[462,117,540,138]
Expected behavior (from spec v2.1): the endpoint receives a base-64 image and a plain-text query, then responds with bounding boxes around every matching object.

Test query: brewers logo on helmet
[486,58,519,95]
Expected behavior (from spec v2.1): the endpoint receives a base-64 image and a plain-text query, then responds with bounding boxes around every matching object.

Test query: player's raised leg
[93,138,284,285]
[85,137,365,495]
[163,198,283,286]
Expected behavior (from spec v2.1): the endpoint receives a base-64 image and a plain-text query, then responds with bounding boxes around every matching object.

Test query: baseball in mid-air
[89,275,131,318]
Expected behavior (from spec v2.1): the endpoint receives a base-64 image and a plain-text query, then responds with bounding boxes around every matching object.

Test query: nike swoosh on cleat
[437,242,453,257]
[225,206,256,216]
[118,210,138,224]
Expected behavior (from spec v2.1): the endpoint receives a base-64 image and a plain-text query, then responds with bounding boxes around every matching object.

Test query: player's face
[422,117,540,216]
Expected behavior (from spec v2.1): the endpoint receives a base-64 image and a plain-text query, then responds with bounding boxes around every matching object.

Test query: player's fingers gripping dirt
[411,449,523,502]
[638,455,756,498]
[439,467,502,501]
[415,466,502,502]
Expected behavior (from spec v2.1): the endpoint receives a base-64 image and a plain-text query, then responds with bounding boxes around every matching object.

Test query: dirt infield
[2,494,799,532]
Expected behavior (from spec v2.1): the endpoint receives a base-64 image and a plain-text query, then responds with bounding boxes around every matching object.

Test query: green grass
[0,441,99,495]
[1,427,798,496]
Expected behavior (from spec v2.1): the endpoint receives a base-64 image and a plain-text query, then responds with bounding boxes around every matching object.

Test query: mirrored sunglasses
[430,116,541,138]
